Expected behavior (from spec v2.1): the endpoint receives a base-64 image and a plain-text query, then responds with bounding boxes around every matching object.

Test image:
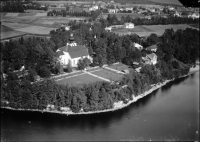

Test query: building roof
[147,53,157,60]
[58,44,89,59]
[146,44,157,50]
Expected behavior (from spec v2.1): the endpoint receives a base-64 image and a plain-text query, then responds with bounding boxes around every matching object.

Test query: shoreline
[1,66,199,116]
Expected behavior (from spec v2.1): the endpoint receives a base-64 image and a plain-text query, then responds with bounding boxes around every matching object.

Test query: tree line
[104,14,199,26]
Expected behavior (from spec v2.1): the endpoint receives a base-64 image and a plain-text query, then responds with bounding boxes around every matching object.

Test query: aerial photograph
[0,0,199,141]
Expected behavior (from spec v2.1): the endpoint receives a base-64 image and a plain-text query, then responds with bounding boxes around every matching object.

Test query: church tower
[67,33,77,46]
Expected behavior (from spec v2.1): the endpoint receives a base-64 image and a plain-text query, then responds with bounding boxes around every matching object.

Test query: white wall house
[123,23,134,29]
[142,53,157,65]
[56,34,92,67]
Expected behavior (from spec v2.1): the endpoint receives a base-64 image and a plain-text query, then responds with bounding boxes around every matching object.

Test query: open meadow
[113,24,199,37]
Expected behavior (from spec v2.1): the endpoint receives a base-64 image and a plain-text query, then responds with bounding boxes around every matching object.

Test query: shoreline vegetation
[1,65,199,115]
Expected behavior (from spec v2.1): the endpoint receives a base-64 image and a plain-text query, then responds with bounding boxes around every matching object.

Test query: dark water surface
[1,72,199,141]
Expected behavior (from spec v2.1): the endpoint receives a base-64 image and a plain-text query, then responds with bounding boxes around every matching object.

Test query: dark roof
[146,44,158,50]
[58,44,89,59]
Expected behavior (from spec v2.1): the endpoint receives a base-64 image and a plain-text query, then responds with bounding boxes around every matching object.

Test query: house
[188,12,199,19]
[145,44,157,52]
[142,53,157,65]
[133,42,143,50]
[123,23,134,29]
[56,33,92,67]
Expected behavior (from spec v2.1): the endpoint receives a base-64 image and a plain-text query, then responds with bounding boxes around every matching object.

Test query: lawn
[108,63,130,72]
[91,69,123,81]
[113,24,199,37]
[55,73,103,85]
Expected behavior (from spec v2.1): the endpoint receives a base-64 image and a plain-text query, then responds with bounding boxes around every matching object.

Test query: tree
[28,68,38,82]
[38,66,51,78]
[77,57,91,70]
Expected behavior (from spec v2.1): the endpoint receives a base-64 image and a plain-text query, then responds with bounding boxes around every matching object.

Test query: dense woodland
[1,21,199,113]
[0,1,47,12]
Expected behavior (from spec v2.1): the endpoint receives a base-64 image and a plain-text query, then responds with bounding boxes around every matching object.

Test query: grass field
[108,63,130,72]
[15,25,56,35]
[55,73,104,85]
[113,24,199,37]
[0,25,14,33]
[0,31,27,40]
[91,69,123,81]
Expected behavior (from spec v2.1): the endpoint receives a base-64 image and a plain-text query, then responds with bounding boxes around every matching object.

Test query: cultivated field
[103,13,146,19]
[15,25,56,35]
[29,17,89,26]
[113,24,199,37]
[0,31,27,40]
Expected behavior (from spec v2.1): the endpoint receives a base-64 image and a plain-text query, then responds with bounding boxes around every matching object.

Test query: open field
[15,25,56,35]
[102,13,146,19]
[108,63,130,72]
[37,1,91,4]
[113,24,199,37]
[90,69,123,81]
[29,16,89,26]
[0,31,27,40]
[0,25,14,33]
[55,73,104,85]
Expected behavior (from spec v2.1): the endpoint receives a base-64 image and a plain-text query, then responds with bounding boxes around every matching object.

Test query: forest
[0,1,47,12]
[1,21,199,113]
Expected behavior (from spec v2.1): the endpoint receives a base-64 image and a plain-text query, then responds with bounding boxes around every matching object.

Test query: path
[83,71,111,82]
[103,66,126,75]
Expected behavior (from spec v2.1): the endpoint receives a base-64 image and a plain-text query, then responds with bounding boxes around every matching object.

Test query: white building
[123,23,134,29]
[56,34,92,67]
[142,53,157,65]
[133,42,143,50]
[89,5,99,11]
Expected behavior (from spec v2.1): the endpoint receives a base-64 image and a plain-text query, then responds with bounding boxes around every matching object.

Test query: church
[56,33,92,67]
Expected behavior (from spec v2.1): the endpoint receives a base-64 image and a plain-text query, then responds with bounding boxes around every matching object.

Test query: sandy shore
[1,65,199,115]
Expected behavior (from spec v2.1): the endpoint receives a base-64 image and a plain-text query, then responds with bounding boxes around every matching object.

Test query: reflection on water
[161,76,189,92]
[1,89,160,131]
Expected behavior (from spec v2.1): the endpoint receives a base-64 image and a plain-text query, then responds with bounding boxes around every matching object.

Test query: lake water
[1,72,199,141]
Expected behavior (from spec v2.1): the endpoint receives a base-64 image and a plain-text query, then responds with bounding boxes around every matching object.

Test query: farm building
[56,33,92,67]
[123,23,134,29]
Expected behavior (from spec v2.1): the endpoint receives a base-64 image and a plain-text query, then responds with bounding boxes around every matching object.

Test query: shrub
[38,66,51,78]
